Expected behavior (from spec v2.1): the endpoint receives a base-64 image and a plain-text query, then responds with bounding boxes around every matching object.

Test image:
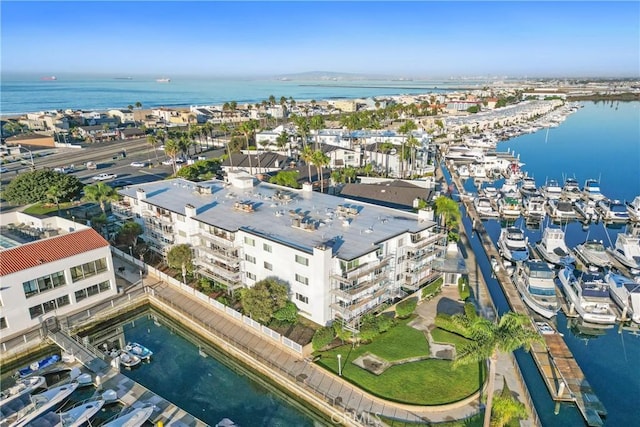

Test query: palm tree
[309,115,325,150]
[312,150,330,192]
[300,145,314,184]
[450,311,542,427]
[434,195,461,240]
[147,135,159,162]
[164,138,180,174]
[83,182,119,214]
[406,135,420,177]
[380,141,394,177]
[398,120,417,178]
[45,184,64,216]
[276,130,289,154]
[238,120,258,175]
[135,101,142,109]
[292,114,309,150]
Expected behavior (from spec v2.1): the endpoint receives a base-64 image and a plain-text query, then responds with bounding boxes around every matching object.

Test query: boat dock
[450,169,607,427]
[45,326,207,427]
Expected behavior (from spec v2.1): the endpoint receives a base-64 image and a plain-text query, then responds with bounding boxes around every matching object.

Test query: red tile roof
[0,228,109,276]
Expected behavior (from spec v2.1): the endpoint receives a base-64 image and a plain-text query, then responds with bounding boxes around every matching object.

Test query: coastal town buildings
[0,214,117,341]
[111,174,447,327]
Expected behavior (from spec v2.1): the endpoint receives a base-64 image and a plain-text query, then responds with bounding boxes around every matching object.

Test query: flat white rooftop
[120,178,435,260]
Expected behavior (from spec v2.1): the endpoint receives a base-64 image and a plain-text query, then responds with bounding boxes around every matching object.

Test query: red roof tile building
[0,228,117,341]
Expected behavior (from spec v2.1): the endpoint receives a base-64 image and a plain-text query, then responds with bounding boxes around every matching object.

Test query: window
[70,258,108,282]
[176,214,185,222]
[0,317,7,329]
[23,271,66,298]
[295,293,309,304]
[74,280,111,302]
[263,243,272,253]
[244,236,255,246]
[339,259,360,272]
[295,274,309,285]
[264,261,273,271]
[29,305,44,319]
[178,230,187,237]
[295,255,309,266]
[245,254,256,264]
[246,272,256,280]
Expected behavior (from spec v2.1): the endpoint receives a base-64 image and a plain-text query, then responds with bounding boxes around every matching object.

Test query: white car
[162,158,185,165]
[92,173,117,181]
[130,161,149,168]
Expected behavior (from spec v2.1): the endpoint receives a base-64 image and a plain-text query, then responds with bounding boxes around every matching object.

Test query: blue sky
[2,1,638,77]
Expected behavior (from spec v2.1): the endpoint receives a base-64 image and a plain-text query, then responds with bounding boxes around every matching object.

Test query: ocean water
[461,101,640,426]
[0,75,466,115]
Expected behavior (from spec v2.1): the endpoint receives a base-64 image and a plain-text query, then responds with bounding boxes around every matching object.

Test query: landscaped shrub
[422,277,443,299]
[376,314,395,333]
[458,276,470,301]
[273,301,299,323]
[464,302,477,320]
[333,321,353,342]
[435,313,472,338]
[358,323,380,343]
[312,326,335,351]
[395,298,418,319]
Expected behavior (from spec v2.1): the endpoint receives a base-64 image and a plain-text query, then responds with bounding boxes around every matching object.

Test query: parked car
[92,173,117,181]
[53,165,75,174]
[86,162,98,170]
[110,179,133,187]
[162,158,185,165]
[130,161,149,168]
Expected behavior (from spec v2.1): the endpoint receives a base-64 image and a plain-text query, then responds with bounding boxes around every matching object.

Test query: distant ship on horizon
[114,76,133,80]
[40,76,57,81]
[156,77,171,83]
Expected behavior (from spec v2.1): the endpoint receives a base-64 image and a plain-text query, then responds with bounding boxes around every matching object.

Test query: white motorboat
[626,195,640,221]
[535,227,575,267]
[535,321,556,335]
[607,231,640,271]
[574,199,600,223]
[605,271,640,324]
[540,179,562,200]
[547,199,577,221]
[498,196,522,217]
[444,145,484,162]
[215,419,238,427]
[520,177,541,198]
[572,240,611,269]
[499,178,521,200]
[597,199,630,223]
[125,342,153,361]
[8,382,79,427]
[102,406,155,427]
[583,178,606,201]
[498,227,529,262]
[57,398,105,427]
[473,196,498,217]
[513,260,560,319]
[558,268,618,325]
[0,376,45,408]
[109,349,141,368]
[561,177,582,201]
[605,272,640,324]
[523,196,546,220]
[481,186,499,199]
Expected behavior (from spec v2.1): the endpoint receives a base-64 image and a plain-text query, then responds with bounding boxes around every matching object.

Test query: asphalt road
[0,138,225,188]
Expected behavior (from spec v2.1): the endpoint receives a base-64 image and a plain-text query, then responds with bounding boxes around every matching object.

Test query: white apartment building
[112,174,447,327]
[0,220,117,342]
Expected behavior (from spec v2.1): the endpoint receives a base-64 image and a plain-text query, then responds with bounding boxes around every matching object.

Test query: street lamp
[181,264,187,285]
[17,145,34,170]
[71,216,76,230]
[128,246,133,257]
[337,354,342,377]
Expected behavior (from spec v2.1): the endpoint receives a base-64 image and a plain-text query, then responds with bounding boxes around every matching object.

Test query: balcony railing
[330,288,390,321]
[195,258,241,281]
[196,244,240,264]
[330,277,389,302]
[332,255,391,283]
[407,232,447,249]
[196,266,243,290]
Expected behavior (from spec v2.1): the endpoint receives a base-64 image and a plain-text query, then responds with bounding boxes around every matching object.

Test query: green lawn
[316,317,485,405]
[431,327,471,349]
[23,202,75,216]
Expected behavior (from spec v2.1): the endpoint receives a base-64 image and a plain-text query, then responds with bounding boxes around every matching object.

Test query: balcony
[404,270,440,291]
[199,229,236,246]
[407,232,447,250]
[195,258,242,283]
[332,255,391,284]
[330,288,390,321]
[331,277,389,302]
[111,201,134,220]
[196,244,240,264]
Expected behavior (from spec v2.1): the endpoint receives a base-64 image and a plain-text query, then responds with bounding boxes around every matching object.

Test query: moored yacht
[541,179,562,200]
[626,195,640,221]
[523,196,546,220]
[499,178,521,200]
[7,382,79,427]
[561,177,582,201]
[498,227,529,262]
[605,271,640,324]
[498,196,522,218]
[572,240,611,269]
[513,260,560,318]
[574,199,600,223]
[547,199,577,221]
[597,199,630,223]
[607,231,640,271]
[558,268,618,324]
[0,376,46,408]
[535,226,575,267]
[583,178,606,201]
[520,177,541,198]
[101,405,155,427]
[474,196,498,217]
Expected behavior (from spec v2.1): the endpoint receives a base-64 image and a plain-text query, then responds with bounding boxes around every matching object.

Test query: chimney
[302,182,313,192]
[185,204,196,218]
[136,188,146,200]
[418,206,434,222]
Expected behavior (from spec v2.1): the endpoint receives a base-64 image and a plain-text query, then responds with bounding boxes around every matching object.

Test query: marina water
[465,101,640,426]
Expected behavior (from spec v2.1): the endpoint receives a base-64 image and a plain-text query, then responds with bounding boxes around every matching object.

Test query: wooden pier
[450,171,607,427]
